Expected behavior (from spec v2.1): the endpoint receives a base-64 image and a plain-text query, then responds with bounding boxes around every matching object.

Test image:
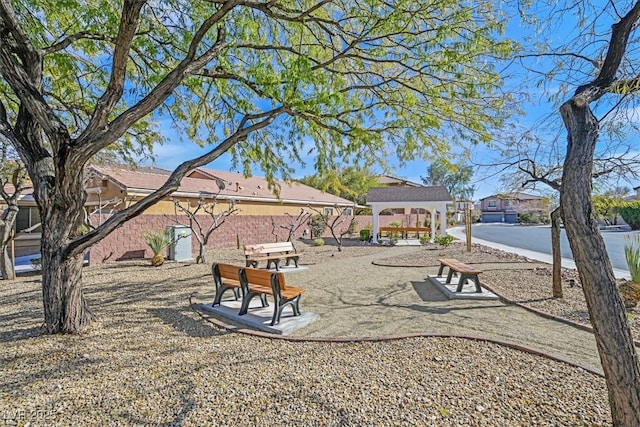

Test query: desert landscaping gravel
[0,240,627,425]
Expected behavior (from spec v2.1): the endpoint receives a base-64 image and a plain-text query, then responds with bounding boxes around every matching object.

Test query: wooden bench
[437,258,483,292]
[244,242,300,271]
[239,268,305,325]
[378,226,431,239]
[211,263,268,307]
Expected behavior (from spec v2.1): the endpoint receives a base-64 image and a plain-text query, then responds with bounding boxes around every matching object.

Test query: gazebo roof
[366,186,452,203]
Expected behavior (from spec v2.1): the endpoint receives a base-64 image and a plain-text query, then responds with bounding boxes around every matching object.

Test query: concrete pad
[427,275,498,300]
[200,297,319,335]
[393,239,422,246]
[260,264,309,274]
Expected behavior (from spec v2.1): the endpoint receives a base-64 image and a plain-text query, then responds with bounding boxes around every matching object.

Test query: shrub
[619,201,640,230]
[419,235,430,245]
[359,229,371,241]
[389,221,402,228]
[434,234,455,248]
[30,257,42,270]
[313,238,325,246]
[519,213,531,223]
[625,235,640,283]
[310,214,326,238]
[144,229,172,266]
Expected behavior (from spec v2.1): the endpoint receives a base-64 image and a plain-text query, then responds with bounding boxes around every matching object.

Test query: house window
[505,200,511,207]
[324,207,334,216]
[15,207,41,232]
[488,200,497,208]
[342,208,352,216]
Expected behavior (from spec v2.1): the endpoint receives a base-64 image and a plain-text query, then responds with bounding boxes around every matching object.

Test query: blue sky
[139,4,638,202]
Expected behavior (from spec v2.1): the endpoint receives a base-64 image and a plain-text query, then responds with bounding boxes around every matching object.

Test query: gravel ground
[0,239,620,425]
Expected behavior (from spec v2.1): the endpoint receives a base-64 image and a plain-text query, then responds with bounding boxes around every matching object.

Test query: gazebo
[366,186,453,244]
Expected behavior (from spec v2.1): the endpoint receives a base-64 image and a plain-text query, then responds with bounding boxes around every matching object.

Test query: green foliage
[434,234,455,248]
[143,229,172,256]
[359,229,371,241]
[619,202,640,230]
[310,214,326,239]
[4,1,516,185]
[30,257,42,270]
[624,235,640,283]
[593,191,627,225]
[347,219,358,236]
[313,238,325,247]
[519,213,532,223]
[421,162,475,200]
[389,221,402,228]
[299,166,380,205]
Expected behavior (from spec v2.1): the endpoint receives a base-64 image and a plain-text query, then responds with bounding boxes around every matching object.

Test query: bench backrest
[241,267,288,291]
[212,263,242,282]
[244,241,294,256]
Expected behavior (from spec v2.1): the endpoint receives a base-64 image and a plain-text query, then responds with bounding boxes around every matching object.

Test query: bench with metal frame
[244,241,300,271]
[239,267,305,326]
[211,263,267,308]
[437,258,483,293]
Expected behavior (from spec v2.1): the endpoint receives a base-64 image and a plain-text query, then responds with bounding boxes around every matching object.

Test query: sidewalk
[447,226,631,280]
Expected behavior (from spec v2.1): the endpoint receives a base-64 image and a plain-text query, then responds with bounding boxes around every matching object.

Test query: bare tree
[307,205,356,252]
[271,209,311,252]
[484,131,640,299]
[171,192,237,264]
[512,1,640,422]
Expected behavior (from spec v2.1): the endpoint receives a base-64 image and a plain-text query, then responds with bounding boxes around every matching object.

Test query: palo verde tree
[516,1,640,422]
[421,161,476,201]
[299,165,380,207]
[0,1,516,333]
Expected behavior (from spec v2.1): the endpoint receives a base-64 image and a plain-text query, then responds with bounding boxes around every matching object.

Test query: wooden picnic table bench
[239,267,305,325]
[244,242,300,271]
[211,263,267,308]
[437,258,483,293]
[378,226,431,239]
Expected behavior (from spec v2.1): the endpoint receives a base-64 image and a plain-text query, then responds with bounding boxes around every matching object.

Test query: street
[469,223,635,271]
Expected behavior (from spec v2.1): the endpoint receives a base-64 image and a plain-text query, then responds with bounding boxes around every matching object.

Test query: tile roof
[479,192,546,201]
[366,186,452,203]
[89,165,354,205]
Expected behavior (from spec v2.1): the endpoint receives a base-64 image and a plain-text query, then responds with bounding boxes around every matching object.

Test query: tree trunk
[0,243,15,280]
[0,203,19,280]
[560,100,640,424]
[37,163,95,333]
[197,243,206,264]
[550,206,563,298]
[41,246,94,333]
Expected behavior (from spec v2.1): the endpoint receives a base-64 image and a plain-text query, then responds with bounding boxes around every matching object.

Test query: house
[480,192,550,223]
[85,164,358,263]
[628,186,640,200]
[0,184,40,257]
[5,164,357,263]
[376,175,423,187]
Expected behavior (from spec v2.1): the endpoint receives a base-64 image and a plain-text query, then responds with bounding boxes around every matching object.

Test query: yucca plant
[625,234,640,283]
[144,229,172,266]
[621,235,640,309]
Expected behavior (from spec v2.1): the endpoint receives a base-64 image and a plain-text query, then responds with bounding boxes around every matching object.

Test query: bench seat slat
[244,241,300,271]
[239,267,305,325]
[437,258,483,293]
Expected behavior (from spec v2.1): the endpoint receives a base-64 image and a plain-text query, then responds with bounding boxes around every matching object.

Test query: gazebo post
[430,208,436,242]
[371,206,380,244]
